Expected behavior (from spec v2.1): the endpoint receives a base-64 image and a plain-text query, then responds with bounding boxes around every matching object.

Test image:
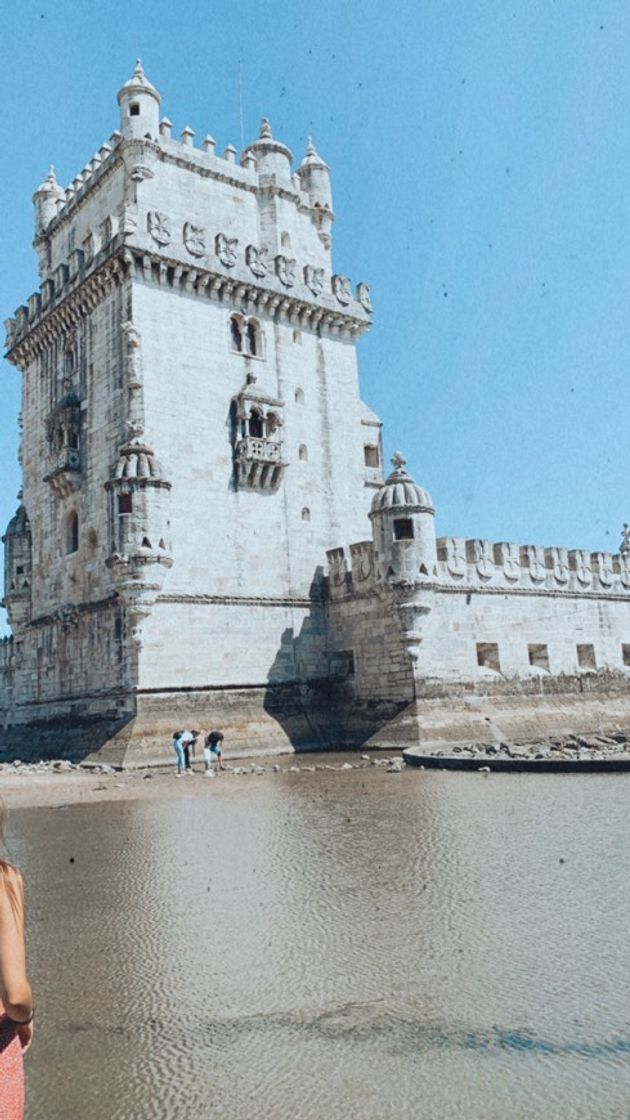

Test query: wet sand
[4,758,630,1119]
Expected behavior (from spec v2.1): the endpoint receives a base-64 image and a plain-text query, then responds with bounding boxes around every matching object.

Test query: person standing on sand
[172,729,189,776]
[0,802,34,1120]
[203,730,224,777]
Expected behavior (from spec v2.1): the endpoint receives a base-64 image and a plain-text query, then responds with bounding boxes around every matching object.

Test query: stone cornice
[124,246,370,337]
[6,249,128,366]
[158,592,321,608]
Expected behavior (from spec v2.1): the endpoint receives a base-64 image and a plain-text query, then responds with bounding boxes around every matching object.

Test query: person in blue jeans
[172,729,193,776]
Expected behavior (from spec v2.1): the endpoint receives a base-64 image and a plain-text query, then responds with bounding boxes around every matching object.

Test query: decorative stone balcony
[235,436,285,489]
[43,447,81,498]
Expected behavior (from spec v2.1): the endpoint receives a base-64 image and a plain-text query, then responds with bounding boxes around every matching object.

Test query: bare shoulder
[0,861,25,907]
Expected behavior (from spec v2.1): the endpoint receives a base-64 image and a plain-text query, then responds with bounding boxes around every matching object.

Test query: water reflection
[10,766,630,1119]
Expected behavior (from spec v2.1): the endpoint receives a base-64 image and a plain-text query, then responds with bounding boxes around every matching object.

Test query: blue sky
[0,0,627,632]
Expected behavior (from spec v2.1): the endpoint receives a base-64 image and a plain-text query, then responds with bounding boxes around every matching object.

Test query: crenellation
[4,60,630,758]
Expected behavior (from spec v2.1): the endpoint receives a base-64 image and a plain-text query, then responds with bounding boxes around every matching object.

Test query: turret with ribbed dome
[297,138,333,211]
[241,118,293,181]
[369,453,437,583]
[2,503,32,629]
[117,59,161,141]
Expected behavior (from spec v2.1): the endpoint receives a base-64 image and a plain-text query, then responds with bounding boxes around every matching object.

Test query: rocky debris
[386,758,404,773]
[413,730,630,766]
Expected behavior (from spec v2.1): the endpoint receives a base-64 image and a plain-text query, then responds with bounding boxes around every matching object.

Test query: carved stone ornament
[522,545,545,583]
[215,233,238,268]
[328,547,347,587]
[275,255,296,287]
[548,547,569,584]
[246,245,269,278]
[122,322,143,389]
[572,549,592,586]
[470,539,493,580]
[54,603,79,630]
[495,541,520,581]
[332,274,352,305]
[147,211,171,246]
[620,556,630,589]
[121,205,138,235]
[445,537,466,579]
[621,523,630,555]
[356,282,372,312]
[595,551,614,588]
[126,419,145,438]
[183,222,206,257]
[350,542,374,583]
[304,264,324,296]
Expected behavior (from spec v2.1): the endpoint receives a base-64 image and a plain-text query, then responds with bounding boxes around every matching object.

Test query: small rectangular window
[393,518,414,540]
[528,644,550,671]
[623,644,630,667]
[477,642,500,672]
[118,493,133,514]
[364,445,379,468]
[577,644,596,670]
[130,103,140,117]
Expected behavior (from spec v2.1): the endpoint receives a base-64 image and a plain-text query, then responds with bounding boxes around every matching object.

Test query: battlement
[7,62,373,361]
[327,535,630,599]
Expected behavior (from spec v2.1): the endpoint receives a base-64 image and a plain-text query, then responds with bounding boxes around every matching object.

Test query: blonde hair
[0,801,22,918]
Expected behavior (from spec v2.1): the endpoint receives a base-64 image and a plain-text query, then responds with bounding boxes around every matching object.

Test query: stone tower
[2,62,382,758]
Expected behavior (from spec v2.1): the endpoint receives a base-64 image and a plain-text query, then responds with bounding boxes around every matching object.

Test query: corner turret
[369,453,437,583]
[33,166,64,238]
[297,139,332,210]
[117,59,160,141]
[2,504,32,629]
[242,119,293,181]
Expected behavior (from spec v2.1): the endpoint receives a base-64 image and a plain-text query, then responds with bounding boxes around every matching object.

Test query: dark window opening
[393,518,414,540]
[66,511,79,554]
[577,643,596,670]
[158,538,166,550]
[477,642,500,672]
[623,644,630,667]
[141,536,152,549]
[16,566,24,575]
[364,445,379,468]
[118,493,133,515]
[248,411,264,438]
[301,507,311,521]
[130,103,140,116]
[246,321,258,356]
[528,643,550,671]
[230,317,243,353]
[68,430,79,450]
[299,444,308,461]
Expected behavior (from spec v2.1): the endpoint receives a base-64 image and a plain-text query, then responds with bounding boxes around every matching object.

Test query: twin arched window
[230,315,263,358]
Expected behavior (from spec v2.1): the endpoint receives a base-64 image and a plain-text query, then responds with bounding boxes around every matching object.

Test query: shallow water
[11,762,630,1119]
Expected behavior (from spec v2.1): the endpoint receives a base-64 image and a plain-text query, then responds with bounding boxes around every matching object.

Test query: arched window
[294,388,304,405]
[66,510,79,554]
[230,316,243,353]
[293,328,302,344]
[299,444,308,461]
[281,231,291,249]
[267,412,280,436]
[249,409,264,438]
[301,507,311,522]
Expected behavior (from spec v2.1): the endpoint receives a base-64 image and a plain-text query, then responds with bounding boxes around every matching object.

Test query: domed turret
[369,453,437,582]
[33,167,64,237]
[117,59,161,141]
[2,504,32,629]
[241,119,293,181]
[297,138,332,211]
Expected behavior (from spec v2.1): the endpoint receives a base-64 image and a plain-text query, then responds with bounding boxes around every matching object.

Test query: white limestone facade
[3,61,630,762]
